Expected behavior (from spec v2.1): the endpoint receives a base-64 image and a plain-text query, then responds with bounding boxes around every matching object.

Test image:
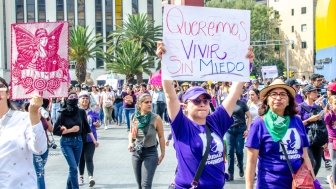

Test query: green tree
[105,13,162,83]
[69,26,103,84]
[106,40,153,84]
[206,0,282,78]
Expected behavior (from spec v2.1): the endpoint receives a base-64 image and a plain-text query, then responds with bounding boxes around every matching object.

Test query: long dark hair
[258,88,298,117]
[0,77,12,109]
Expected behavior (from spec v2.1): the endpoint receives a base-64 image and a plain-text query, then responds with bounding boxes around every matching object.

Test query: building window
[291,9,294,16]
[275,27,279,34]
[301,24,307,32]
[56,0,64,21]
[301,41,307,49]
[115,0,123,27]
[106,0,113,37]
[132,0,138,14]
[301,7,306,14]
[274,10,279,17]
[16,0,24,23]
[26,0,35,22]
[96,0,104,69]
[78,0,85,26]
[291,26,294,33]
[291,43,295,49]
[147,0,153,21]
[38,0,46,22]
[67,0,75,26]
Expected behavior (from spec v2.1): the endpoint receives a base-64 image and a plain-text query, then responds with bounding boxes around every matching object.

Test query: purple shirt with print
[170,106,233,189]
[245,116,309,189]
[86,110,99,142]
[325,110,336,139]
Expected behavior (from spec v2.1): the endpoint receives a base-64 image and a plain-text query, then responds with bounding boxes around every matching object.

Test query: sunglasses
[189,98,210,105]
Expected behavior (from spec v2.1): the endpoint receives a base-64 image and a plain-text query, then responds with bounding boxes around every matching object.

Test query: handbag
[280,142,315,189]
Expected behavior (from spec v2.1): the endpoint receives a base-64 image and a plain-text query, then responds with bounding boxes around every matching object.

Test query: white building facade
[268,0,315,77]
[0,0,162,83]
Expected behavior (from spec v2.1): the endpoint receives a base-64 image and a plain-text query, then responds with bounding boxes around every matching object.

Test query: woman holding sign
[0,77,48,189]
[157,42,253,189]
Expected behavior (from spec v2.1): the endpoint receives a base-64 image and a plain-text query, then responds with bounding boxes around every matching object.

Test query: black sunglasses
[189,98,210,105]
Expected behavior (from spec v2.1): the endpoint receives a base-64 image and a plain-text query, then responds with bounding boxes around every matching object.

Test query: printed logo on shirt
[279,128,302,160]
[199,133,224,165]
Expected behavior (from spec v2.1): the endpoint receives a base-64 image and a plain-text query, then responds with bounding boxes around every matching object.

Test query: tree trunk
[75,60,86,84]
[126,74,134,85]
[136,72,143,84]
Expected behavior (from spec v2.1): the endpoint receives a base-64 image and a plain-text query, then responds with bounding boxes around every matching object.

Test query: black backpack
[300,104,328,147]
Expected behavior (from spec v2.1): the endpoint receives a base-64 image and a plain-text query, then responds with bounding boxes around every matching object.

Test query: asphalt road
[45,124,331,189]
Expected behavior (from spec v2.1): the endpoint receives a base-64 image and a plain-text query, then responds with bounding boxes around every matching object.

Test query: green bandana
[264,110,290,142]
[134,111,151,129]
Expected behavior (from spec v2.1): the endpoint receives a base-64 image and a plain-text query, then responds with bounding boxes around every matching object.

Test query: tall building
[0,0,162,82]
[268,0,315,78]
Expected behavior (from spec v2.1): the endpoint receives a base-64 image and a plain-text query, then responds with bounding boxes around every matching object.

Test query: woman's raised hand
[156,41,166,59]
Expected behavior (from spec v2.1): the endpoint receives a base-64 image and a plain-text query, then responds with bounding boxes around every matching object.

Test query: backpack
[300,104,328,147]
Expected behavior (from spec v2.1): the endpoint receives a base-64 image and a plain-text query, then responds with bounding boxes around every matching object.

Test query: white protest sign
[162,5,250,82]
[261,66,278,79]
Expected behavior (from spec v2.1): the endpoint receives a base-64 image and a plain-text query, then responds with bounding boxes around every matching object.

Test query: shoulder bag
[280,141,315,189]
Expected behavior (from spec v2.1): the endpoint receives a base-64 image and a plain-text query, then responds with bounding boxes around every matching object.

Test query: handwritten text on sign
[162,5,250,82]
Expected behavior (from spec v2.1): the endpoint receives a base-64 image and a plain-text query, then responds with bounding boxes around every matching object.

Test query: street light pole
[285,40,290,78]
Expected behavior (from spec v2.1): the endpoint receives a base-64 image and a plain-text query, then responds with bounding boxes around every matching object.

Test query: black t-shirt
[231,100,249,127]
[53,108,91,137]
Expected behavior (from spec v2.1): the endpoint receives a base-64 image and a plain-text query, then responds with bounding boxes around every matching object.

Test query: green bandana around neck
[134,111,152,129]
[264,110,290,142]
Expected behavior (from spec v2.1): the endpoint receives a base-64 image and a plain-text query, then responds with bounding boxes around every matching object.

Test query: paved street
[46,124,331,189]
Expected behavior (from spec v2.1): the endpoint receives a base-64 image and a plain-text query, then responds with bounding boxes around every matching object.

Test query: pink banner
[11,22,69,99]
[149,70,162,86]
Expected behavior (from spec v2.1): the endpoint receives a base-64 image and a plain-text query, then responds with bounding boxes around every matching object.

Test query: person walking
[128,93,165,189]
[298,84,326,176]
[53,92,96,189]
[123,86,136,132]
[78,91,100,187]
[247,88,261,122]
[245,79,316,189]
[156,42,254,189]
[226,99,252,181]
[0,77,48,189]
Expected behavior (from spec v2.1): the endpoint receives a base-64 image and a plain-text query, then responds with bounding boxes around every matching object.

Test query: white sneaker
[89,176,95,187]
[104,125,108,130]
[79,176,84,186]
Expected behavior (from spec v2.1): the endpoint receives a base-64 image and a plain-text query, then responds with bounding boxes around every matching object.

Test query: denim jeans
[60,136,83,189]
[124,108,135,130]
[51,102,61,124]
[114,102,123,125]
[226,126,246,176]
[33,149,49,189]
[132,146,159,189]
[99,108,104,123]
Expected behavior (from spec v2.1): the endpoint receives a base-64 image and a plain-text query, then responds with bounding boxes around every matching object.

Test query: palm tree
[106,40,153,84]
[69,26,103,84]
[105,13,162,83]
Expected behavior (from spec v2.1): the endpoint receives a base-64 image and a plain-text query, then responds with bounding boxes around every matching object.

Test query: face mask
[66,99,78,107]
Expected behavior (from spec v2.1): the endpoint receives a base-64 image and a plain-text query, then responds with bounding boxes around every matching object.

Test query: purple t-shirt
[295,93,304,104]
[325,110,336,139]
[170,106,233,189]
[245,116,309,189]
[122,92,136,108]
[86,110,99,142]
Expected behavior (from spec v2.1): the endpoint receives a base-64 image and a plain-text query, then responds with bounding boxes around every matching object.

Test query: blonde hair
[135,93,152,112]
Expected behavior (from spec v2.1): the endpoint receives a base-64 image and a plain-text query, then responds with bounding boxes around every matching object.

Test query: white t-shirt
[0,110,47,189]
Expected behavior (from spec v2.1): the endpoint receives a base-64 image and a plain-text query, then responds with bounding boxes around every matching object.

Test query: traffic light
[289,71,294,78]
[283,71,287,77]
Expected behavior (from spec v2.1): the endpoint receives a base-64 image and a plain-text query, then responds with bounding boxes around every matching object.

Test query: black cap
[285,79,300,87]
[302,85,317,94]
